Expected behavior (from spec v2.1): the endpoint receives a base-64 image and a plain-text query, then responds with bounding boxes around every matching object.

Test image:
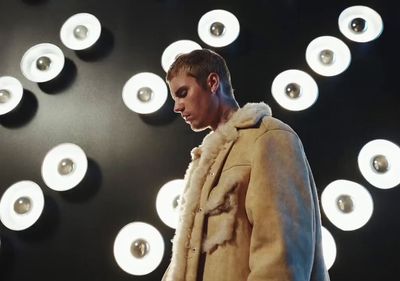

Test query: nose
[174,100,184,113]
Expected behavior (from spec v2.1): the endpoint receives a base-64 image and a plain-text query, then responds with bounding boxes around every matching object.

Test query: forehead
[169,71,198,90]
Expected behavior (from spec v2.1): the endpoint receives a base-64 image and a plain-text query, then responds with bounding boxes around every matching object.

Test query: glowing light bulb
[60,13,101,50]
[36,56,52,71]
[137,87,153,103]
[0,181,44,231]
[321,227,337,269]
[198,9,240,47]
[322,179,373,231]
[20,44,64,82]
[271,69,318,111]
[285,83,301,99]
[0,76,23,115]
[156,179,185,229]
[319,49,335,65]
[130,239,150,258]
[350,17,367,33]
[161,40,202,72]
[210,22,225,36]
[122,72,167,114]
[42,143,87,191]
[58,158,75,175]
[338,6,383,43]
[172,195,180,209]
[13,196,32,214]
[336,194,354,213]
[358,139,400,189]
[372,155,389,173]
[73,25,89,40]
[0,89,11,103]
[305,36,350,76]
[113,222,164,275]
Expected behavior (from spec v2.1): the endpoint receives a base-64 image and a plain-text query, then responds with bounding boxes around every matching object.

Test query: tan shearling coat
[163,102,330,281]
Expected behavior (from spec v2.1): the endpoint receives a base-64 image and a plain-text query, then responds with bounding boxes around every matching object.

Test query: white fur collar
[166,102,272,281]
[192,102,272,158]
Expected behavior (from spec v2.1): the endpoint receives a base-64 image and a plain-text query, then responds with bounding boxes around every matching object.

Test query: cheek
[198,95,210,109]
[195,101,208,119]
[188,89,209,114]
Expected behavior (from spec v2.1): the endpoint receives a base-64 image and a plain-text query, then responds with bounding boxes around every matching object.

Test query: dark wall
[0,0,399,280]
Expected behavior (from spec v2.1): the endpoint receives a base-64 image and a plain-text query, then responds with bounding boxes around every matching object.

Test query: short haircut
[166,49,233,96]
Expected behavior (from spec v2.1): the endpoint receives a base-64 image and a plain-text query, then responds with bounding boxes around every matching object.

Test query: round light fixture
[122,72,168,114]
[113,222,164,275]
[339,6,383,43]
[271,69,318,111]
[306,36,351,76]
[161,40,202,72]
[198,9,240,47]
[156,179,185,229]
[0,181,44,231]
[321,179,373,231]
[321,226,337,270]
[0,76,23,115]
[358,139,400,189]
[41,143,88,191]
[60,13,102,50]
[20,43,65,83]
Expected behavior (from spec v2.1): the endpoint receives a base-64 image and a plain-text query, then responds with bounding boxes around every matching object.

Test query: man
[162,49,330,281]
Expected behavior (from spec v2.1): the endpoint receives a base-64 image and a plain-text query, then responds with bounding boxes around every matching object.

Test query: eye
[177,89,188,98]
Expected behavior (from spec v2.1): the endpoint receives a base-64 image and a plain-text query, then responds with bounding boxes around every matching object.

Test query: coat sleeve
[245,129,316,281]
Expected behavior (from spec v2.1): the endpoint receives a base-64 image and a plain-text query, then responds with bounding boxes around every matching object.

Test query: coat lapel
[200,140,235,205]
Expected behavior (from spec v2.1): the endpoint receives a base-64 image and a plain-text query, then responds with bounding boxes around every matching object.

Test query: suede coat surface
[163,103,330,281]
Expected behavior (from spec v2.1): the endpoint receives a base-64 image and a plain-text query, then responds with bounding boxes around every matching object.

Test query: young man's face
[169,71,218,131]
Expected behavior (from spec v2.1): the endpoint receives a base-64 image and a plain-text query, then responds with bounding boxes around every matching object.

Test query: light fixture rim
[41,143,88,191]
[60,12,102,50]
[0,180,44,231]
[113,221,164,275]
[161,40,202,72]
[358,139,400,189]
[305,35,351,77]
[338,5,384,43]
[20,43,65,83]
[122,72,168,114]
[321,226,337,270]
[156,179,185,229]
[0,76,24,115]
[271,69,319,111]
[197,9,240,48]
[321,179,373,231]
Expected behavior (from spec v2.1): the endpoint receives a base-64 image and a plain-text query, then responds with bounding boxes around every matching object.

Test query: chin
[190,123,209,132]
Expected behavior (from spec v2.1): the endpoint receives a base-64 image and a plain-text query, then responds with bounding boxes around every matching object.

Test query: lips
[182,114,192,122]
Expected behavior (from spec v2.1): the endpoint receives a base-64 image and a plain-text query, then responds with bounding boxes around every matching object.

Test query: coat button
[209,172,215,176]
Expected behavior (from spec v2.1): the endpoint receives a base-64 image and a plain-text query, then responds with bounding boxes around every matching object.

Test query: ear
[207,73,220,94]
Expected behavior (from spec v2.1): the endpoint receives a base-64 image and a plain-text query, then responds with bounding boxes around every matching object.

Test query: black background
[0,0,399,280]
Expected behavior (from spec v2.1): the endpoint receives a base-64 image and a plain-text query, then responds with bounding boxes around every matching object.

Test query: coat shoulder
[259,116,295,134]
[239,115,297,141]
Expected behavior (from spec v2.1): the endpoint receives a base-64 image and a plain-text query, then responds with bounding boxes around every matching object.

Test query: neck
[211,99,239,131]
